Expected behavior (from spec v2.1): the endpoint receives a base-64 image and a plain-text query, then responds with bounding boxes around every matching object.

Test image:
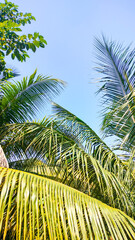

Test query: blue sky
[4,0,135,138]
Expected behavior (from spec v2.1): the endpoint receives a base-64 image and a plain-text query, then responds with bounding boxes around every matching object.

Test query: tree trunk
[0,145,9,168]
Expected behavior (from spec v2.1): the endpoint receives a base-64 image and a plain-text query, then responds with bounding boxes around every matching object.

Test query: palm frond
[2,120,134,215]
[102,91,135,148]
[52,102,108,149]
[0,167,135,240]
[95,36,135,102]
[0,70,65,125]
[52,102,119,169]
[9,158,64,180]
[52,103,134,190]
[95,36,135,147]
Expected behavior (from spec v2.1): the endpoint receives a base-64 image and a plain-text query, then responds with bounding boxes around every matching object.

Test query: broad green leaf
[34,32,39,39]
[11,53,15,59]
[39,42,45,48]
[33,40,40,48]
[28,34,33,40]
[30,43,36,52]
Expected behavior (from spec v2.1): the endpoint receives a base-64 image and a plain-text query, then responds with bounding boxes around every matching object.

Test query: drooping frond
[2,120,134,215]
[9,159,71,186]
[0,167,135,240]
[0,70,65,125]
[52,102,109,150]
[52,102,119,169]
[52,103,134,193]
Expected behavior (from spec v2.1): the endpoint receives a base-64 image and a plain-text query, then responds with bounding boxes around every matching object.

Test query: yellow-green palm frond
[0,167,135,240]
[10,159,63,181]
[2,120,134,216]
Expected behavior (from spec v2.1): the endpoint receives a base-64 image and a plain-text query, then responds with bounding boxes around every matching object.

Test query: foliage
[0,69,64,126]
[95,36,135,149]
[0,28,135,239]
[0,167,135,240]
[0,0,47,79]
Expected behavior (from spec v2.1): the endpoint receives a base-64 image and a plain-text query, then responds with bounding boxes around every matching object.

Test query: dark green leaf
[39,42,45,48]
[30,43,36,52]
[11,53,15,59]
[6,49,12,56]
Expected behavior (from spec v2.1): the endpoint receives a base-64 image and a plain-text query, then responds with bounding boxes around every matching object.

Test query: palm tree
[0,37,135,239]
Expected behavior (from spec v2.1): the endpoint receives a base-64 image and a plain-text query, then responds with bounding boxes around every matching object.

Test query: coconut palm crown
[0,37,135,239]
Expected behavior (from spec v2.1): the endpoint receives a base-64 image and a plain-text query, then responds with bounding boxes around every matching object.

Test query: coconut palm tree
[0,37,135,239]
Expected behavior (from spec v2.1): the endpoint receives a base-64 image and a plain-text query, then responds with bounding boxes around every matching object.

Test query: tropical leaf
[9,159,62,181]
[102,91,135,148]
[52,104,135,193]
[52,102,120,170]
[95,36,135,102]
[2,120,134,215]
[95,36,135,144]
[52,102,109,150]
[0,167,135,240]
[52,103,135,194]
[0,69,65,125]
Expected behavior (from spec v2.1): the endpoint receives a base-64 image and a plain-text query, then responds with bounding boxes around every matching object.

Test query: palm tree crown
[0,36,135,239]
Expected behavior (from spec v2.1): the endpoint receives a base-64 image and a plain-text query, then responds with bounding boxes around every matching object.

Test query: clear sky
[3,0,135,138]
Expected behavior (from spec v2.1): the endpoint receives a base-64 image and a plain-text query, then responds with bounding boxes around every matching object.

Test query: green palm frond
[95,36,135,102]
[0,69,65,125]
[2,120,134,215]
[52,102,108,150]
[95,36,135,148]
[102,91,135,148]
[122,150,135,202]
[52,102,118,169]
[0,167,135,240]
[52,103,133,187]
[9,158,60,177]
[9,157,89,192]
